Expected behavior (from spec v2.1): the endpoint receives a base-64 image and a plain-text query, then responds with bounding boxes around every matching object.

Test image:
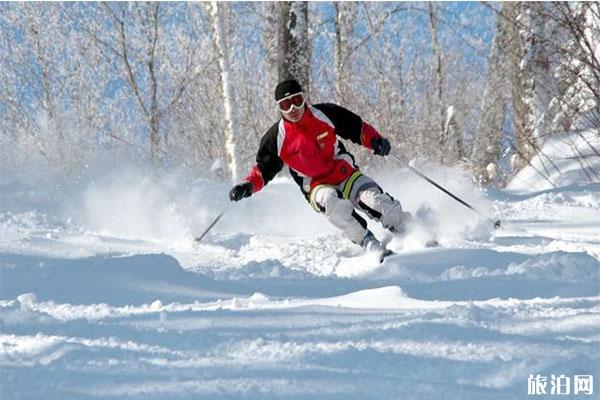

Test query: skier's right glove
[371,137,391,156]
[229,181,253,201]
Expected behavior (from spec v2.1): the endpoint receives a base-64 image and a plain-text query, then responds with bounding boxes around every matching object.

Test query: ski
[379,248,395,263]
[425,238,440,248]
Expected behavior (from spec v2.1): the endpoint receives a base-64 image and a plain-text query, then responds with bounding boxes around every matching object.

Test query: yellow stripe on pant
[309,171,363,212]
[342,171,363,199]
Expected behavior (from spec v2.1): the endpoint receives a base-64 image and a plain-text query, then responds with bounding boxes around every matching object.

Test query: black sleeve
[313,103,364,145]
[256,123,284,185]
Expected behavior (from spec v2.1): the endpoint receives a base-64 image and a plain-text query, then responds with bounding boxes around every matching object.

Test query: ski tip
[424,239,440,248]
[379,249,395,263]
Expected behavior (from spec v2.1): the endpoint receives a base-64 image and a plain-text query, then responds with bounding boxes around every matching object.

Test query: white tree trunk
[510,2,553,170]
[472,3,517,184]
[334,2,357,104]
[543,3,600,135]
[209,1,240,181]
[428,4,445,147]
[263,2,278,117]
[277,1,309,89]
[443,105,463,162]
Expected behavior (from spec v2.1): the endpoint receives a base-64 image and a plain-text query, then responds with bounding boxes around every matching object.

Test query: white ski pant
[309,172,408,244]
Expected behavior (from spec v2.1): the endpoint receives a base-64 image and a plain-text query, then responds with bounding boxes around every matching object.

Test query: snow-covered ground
[1,132,599,399]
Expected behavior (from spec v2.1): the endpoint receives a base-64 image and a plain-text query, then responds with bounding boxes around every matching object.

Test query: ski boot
[360,232,394,263]
[388,211,413,237]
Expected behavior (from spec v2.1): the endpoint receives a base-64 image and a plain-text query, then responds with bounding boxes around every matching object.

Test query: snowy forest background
[1,3,599,399]
[1,1,599,187]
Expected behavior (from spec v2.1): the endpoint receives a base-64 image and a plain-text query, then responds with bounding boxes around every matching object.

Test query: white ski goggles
[277,92,305,113]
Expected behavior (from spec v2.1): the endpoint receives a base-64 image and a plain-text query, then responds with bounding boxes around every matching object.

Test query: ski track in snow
[1,164,599,399]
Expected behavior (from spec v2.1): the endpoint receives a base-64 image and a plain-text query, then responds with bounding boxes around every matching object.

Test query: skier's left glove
[371,137,391,156]
[229,181,253,201]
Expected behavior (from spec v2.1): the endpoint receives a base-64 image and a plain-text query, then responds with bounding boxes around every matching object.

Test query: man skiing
[229,79,411,257]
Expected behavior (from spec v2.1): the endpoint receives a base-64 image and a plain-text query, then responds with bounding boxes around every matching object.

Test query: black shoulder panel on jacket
[313,103,364,145]
[256,122,284,185]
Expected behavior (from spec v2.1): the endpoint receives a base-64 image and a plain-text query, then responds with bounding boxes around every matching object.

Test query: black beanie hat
[275,79,303,101]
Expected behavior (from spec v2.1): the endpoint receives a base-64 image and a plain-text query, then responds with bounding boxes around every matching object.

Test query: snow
[506,129,600,193]
[1,144,599,398]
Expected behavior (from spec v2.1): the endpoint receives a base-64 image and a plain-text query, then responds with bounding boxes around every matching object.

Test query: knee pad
[380,199,405,231]
[310,185,339,213]
[358,188,407,231]
[311,185,367,243]
[379,194,411,233]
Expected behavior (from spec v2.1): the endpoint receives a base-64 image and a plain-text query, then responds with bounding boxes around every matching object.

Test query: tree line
[1,2,598,185]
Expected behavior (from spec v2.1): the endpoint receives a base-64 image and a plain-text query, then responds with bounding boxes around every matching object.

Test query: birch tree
[208,1,240,181]
[0,3,107,173]
[471,3,518,184]
[510,2,555,170]
[263,2,278,101]
[0,3,66,167]
[427,3,464,165]
[277,1,310,89]
[546,3,600,133]
[428,3,445,147]
[334,2,358,104]
[72,2,198,165]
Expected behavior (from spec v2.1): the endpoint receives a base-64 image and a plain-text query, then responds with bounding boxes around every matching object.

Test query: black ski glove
[371,137,391,156]
[229,181,253,201]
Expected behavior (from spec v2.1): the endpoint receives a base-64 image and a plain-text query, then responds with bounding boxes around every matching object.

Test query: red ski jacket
[244,103,383,197]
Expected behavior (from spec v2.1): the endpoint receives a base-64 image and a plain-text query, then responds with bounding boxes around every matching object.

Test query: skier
[229,79,411,258]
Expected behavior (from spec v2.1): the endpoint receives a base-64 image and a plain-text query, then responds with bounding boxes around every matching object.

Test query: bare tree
[471,3,518,185]
[428,3,445,146]
[478,2,599,184]
[0,2,109,174]
[510,2,554,170]
[277,1,310,89]
[263,2,278,102]
[427,3,464,165]
[10,1,591,186]
[333,2,358,104]
[73,2,197,165]
[207,1,240,181]
[545,3,600,132]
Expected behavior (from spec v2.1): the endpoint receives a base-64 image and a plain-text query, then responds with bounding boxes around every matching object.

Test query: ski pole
[388,154,502,230]
[195,203,231,243]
